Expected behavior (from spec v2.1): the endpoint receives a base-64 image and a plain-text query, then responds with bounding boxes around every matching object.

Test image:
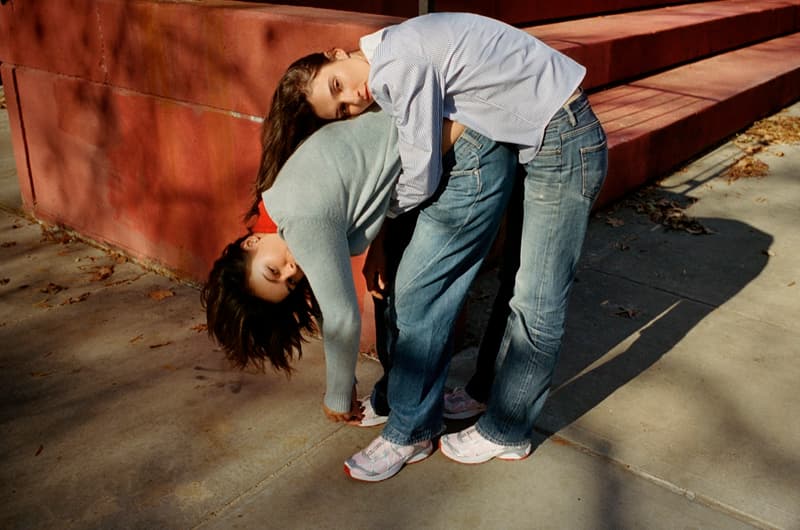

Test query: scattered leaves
[624,190,713,235]
[40,282,67,294]
[61,292,91,305]
[40,226,75,244]
[191,323,208,333]
[734,114,800,148]
[148,289,175,301]
[726,156,769,183]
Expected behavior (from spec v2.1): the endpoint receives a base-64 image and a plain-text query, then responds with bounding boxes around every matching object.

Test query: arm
[281,217,363,419]
[371,58,445,215]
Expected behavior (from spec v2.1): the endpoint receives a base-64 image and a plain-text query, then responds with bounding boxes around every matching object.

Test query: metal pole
[419,0,434,15]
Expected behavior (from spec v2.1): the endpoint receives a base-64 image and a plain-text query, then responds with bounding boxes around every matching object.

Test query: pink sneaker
[344,435,433,482]
[443,387,487,419]
[439,425,531,464]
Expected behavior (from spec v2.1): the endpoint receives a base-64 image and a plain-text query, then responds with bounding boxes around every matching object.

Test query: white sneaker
[344,435,433,482]
[439,425,531,464]
[356,396,388,427]
[443,387,487,419]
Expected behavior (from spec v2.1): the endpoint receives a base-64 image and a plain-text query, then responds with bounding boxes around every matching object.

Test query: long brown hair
[248,52,332,220]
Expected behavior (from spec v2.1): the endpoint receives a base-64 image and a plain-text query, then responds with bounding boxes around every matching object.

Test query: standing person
[281,12,608,481]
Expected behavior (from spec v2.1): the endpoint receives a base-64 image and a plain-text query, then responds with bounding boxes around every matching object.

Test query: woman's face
[241,233,305,303]
[307,49,373,120]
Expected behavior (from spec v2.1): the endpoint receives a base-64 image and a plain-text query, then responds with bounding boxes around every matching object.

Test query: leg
[464,170,525,403]
[381,131,517,445]
[478,93,608,445]
[370,213,418,416]
[440,94,607,464]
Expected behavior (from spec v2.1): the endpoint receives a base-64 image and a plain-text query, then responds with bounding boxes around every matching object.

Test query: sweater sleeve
[280,217,361,413]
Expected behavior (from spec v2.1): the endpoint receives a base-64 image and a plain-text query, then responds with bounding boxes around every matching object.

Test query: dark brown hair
[248,52,332,220]
[201,235,322,374]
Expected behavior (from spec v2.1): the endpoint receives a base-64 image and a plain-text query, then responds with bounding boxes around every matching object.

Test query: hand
[363,228,389,300]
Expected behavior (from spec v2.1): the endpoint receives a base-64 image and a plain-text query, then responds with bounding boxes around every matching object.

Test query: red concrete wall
[0,1,397,278]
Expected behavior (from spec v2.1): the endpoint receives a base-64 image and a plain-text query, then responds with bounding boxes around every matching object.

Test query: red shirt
[252,201,278,234]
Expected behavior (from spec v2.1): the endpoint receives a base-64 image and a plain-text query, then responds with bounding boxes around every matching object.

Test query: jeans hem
[382,423,445,446]
[475,421,531,447]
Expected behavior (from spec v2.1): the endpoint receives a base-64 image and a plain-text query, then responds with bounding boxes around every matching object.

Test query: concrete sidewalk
[1,100,798,529]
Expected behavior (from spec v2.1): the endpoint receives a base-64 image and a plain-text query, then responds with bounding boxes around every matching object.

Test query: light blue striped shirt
[360,13,586,214]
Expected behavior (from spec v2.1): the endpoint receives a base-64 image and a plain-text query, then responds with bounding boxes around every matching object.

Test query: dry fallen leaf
[130,334,144,344]
[614,306,639,319]
[605,216,625,227]
[149,341,173,349]
[61,292,91,305]
[91,265,114,282]
[788,281,796,287]
[148,289,175,301]
[191,323,208,333]
[40,283,67,294]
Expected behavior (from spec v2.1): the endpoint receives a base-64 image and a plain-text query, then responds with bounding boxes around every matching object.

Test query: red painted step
[529,0,800,89]
[594,31,800,206]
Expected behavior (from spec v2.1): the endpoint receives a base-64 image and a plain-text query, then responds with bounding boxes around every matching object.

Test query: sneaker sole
[344,445,433,482]
[438,438,531,465]
[356,415,389,428]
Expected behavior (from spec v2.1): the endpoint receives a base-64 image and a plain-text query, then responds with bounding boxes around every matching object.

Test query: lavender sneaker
[439,425,531,464]
[344,435,433,482]
[443,387,487,419]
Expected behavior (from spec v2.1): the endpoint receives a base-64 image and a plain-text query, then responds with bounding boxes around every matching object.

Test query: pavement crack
[538,432,780,530]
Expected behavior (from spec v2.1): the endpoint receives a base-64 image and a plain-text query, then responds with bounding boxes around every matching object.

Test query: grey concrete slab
[0,211,149,326]
[198,427,755,530]
[546,304,800,529]
[0,250,383,528]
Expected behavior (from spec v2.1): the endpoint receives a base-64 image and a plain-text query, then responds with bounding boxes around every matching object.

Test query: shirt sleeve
[371,58,444,215]
[280,217,360,414]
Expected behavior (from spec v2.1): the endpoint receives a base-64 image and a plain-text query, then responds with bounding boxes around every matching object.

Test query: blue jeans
[476,92,608,445]
[382,129,517,445]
